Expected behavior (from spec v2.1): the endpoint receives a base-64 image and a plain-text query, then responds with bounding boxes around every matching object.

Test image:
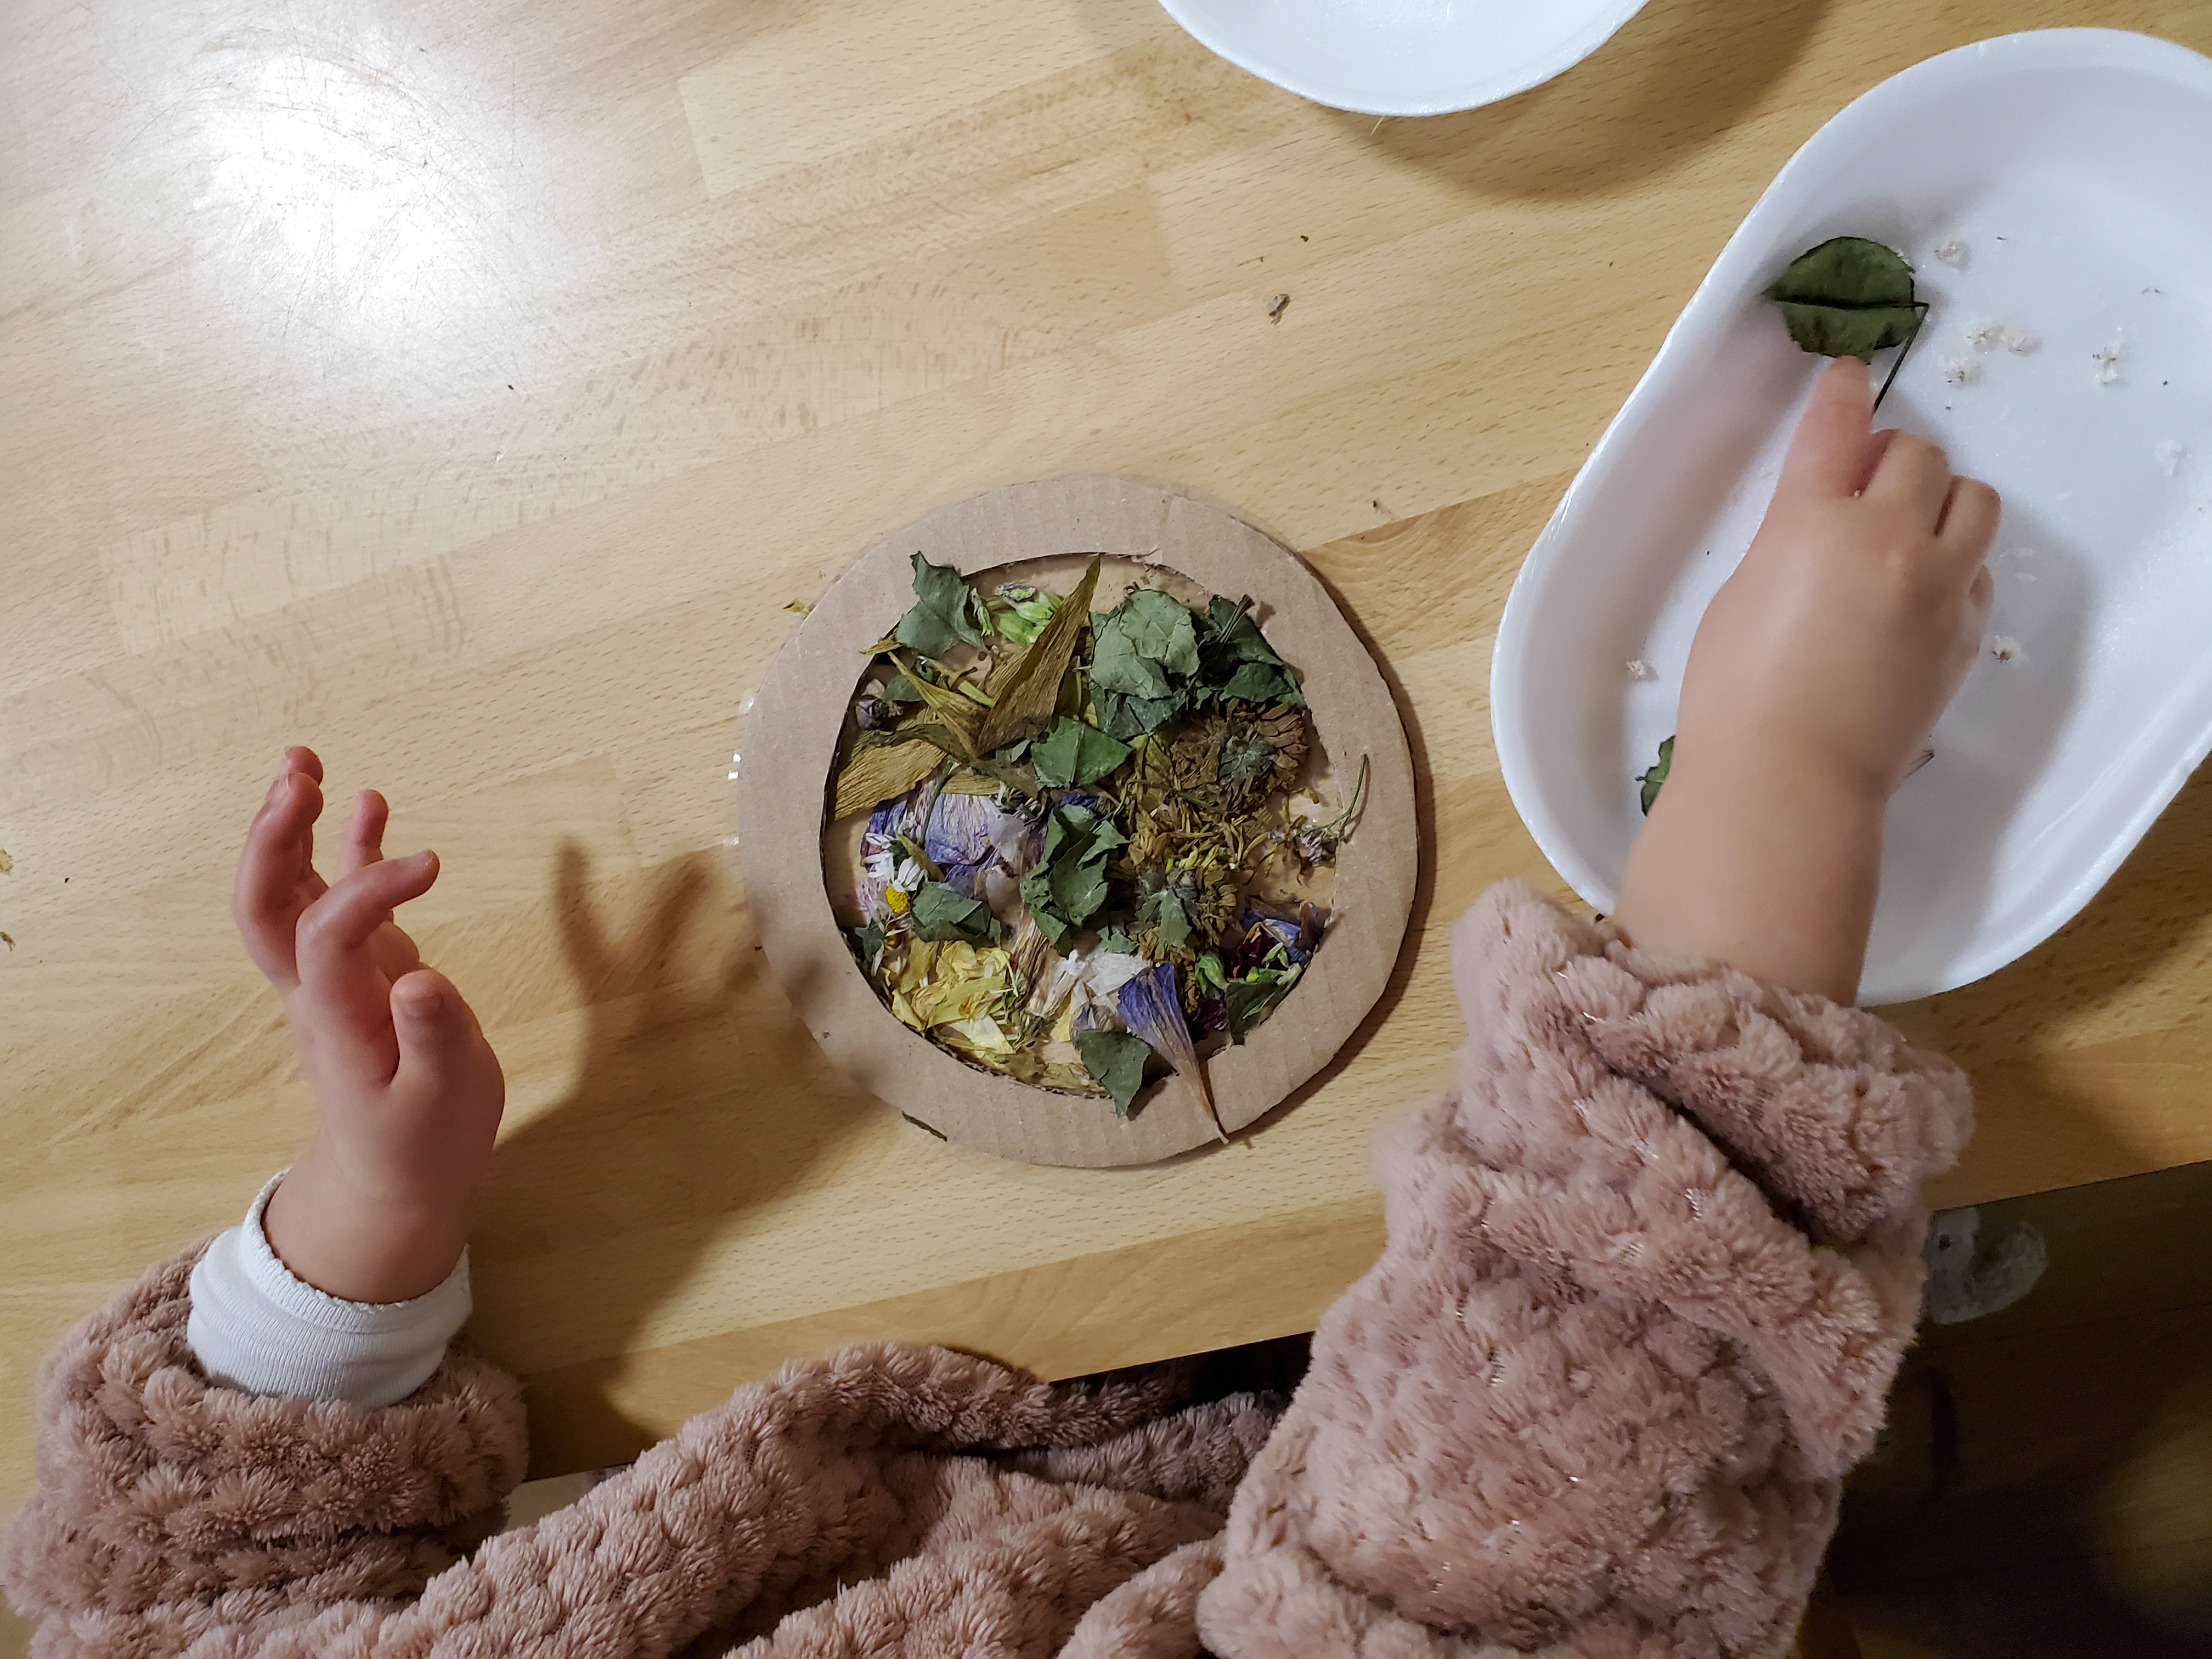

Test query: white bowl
[1156,0,1651,116]
[1491,29,2212,1005]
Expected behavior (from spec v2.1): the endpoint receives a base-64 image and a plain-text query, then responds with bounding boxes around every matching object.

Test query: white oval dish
[1492,29,2212,1006]
[1155,0,1650,117]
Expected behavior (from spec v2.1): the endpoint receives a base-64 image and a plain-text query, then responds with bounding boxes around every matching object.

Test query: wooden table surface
[8,0,2212,1502]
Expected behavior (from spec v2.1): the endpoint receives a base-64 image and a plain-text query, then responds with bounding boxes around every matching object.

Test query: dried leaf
[1638,735,1675,816]
[1764,237,1925,365]
[910,882,1000,945]
[894,552,992,659]
[1223,968,1299,1042]
[832,735,945,820]
[977,558,1101,752]
[1094,689,1184,741]
[1075,1029,1152,1117]
[1030,716,1131,788]
[1020,803,1125,945]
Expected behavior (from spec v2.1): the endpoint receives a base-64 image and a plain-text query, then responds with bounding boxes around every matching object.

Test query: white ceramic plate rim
[1490,28,2212,1005]
[1154,0,1651,116]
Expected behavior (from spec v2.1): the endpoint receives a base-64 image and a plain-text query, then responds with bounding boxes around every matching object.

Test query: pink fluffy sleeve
[1,1249,529,1657]
[1200,883,1972,1659]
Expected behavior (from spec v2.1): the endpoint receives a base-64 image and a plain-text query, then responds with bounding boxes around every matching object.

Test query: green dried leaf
[1090,625,1171,698]
[1030,716,1131,788]
[1223,971,1298,1043]
[1090,589,1199,698]
[1638,734,1675,816]
[1763,237,1925,365]
[854,921,887,969]
[1075,1029,1153,1117]
[1139,886,1192,953]
[992,586,1058,645]
[910,882,1000,945]
[1220,660,1304,706]
[1095,689,1184,741]
[977,558,1100,752]
[894,552,991,659]
[1019,804,1125,945]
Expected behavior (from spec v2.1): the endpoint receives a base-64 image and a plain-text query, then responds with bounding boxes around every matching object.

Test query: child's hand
[1678,355,1997,799]
[1613,357,1997,1002]
[234,747,505,1302]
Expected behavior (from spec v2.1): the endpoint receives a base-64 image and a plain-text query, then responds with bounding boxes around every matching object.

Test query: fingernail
[402,983,443,1020]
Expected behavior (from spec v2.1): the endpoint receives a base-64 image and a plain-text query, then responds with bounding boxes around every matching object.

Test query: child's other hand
[1680,354,1997,798]
[1613,357,1997,1003]
[234,747,505,1302]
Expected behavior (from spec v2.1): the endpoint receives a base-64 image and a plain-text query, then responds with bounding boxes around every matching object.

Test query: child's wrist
[264,1156,471,1305]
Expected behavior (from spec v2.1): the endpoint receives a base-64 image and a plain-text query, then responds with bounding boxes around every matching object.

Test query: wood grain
[7,0,2212,1511]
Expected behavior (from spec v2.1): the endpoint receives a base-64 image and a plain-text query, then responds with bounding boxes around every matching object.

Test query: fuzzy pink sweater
[3,886,1972,1658]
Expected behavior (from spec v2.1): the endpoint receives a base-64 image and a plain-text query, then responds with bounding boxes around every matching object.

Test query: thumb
[391,969,500,1100]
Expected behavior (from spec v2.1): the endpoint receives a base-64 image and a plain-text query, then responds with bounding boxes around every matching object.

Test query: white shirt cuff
[185,1172,472,1407]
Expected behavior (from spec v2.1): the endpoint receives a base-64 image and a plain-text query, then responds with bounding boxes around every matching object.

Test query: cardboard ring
[739,475,1417,1167]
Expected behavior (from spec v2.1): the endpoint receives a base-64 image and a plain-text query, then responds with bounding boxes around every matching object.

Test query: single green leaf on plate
[977,558,1101,752]
[894,552,992,659]
[1763,236,1925,365]
[1075,1029,1154,1118]
[1030,716,1132,788]
[909,882,1001,945]
[1637,734,1675,816]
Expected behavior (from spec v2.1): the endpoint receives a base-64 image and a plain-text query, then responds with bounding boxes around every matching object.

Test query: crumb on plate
[2155,439,2186,476]
[1992,635,2025,663]
[1626,659,1655,681]
[1933,238,1968,268]
[1942,356,1979,386]
[2092,345,2122,385]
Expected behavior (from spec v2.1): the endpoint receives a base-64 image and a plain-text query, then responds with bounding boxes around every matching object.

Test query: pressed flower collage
[823,552,1365,1130]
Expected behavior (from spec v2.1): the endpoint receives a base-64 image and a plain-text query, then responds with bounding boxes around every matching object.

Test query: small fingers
[1775,356,1877,500]
[337,789,391,879]
[1936,476,2002,565]
[297,850,441,972]
[233,765,326,985]
[1864,431,1955,522]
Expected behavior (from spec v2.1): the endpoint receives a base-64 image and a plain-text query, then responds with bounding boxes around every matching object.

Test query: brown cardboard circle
[738,475,1416,1168]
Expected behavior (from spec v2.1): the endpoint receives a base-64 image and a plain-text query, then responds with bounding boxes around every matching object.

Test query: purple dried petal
[1115,963,1201,1081]
[924,792,1013,868]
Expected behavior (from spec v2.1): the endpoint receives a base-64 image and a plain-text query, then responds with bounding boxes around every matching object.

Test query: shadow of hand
[470,844,876,1471]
